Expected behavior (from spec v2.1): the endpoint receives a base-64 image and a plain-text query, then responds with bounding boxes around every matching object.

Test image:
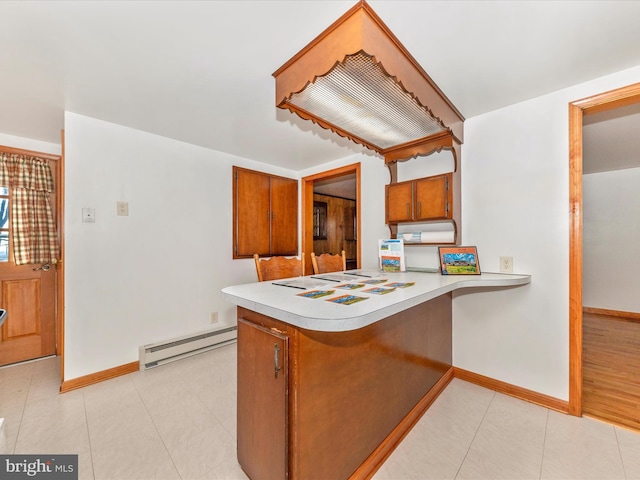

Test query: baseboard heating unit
[139,325,237,370]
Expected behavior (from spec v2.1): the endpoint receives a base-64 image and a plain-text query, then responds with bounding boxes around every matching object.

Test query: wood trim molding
[382,131,455,165]
[453,367,570,414]
[349,367,454,480]
[568,81,640,417]
[60,361,139,393]
[58,130,65,384]
[568,102,583,417]
[572,82,640,115]
[301,163,361,276]
[273,1,464,155]
[583,306,640,322]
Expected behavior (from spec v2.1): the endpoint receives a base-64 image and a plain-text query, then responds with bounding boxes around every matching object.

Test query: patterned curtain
[0,152,59,266]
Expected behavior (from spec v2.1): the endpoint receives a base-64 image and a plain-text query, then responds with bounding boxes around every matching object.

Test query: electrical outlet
[500,256,513,273]
[211,312,218,324]
[117,201,129,216]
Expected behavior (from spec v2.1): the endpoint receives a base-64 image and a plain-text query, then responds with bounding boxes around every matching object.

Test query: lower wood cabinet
[237,318,288,480]
[236,294,453,480]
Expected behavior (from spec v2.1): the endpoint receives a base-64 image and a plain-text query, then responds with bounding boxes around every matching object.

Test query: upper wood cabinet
[233,166,298,259]
[386,173,452,223]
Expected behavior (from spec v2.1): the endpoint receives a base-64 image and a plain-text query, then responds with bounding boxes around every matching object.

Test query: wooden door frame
[568,82,640,416]
[301,163,361,276]
[58,131,65,384]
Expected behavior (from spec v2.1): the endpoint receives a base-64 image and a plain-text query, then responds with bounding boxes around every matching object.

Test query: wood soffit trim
[273,0,464,162]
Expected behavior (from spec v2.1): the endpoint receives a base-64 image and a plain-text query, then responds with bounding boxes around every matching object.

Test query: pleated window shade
[288,52,446,150]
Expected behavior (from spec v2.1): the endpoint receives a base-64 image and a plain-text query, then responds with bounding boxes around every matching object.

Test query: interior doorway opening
[568,82,640,417]
[301,163,361,276]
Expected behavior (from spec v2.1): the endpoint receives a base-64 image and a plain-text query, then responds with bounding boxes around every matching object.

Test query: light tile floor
[2,343,640,480]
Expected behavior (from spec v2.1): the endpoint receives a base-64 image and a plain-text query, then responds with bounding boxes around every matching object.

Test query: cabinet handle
[274,343,281,379]
[417,201,421,218]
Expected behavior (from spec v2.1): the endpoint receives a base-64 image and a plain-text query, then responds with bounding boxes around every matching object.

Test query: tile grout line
[128,372,184,479]
[613,427,629,480]
[11,368,34,454]
[81,391,96,480]
[187,376,235,441]
[538,408,550,480]
[452,389,496,480]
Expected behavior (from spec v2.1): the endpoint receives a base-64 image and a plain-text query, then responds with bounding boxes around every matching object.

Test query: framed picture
[438,246,481,275]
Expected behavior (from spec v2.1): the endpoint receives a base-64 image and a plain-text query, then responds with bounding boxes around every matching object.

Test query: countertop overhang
[222,271,531,332]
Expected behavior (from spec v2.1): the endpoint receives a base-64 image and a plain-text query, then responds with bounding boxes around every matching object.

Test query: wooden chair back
[254,254,305,282]
[311,250,346,274]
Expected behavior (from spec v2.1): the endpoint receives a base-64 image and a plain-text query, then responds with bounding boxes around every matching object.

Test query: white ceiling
[1,1,640,172]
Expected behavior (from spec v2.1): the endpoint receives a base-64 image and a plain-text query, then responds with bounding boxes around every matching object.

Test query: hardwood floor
[582,309,640,431]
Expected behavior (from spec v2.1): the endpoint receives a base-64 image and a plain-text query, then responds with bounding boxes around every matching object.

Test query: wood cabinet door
[386,182,413,223]
[270,176,298,256]
[414,173,452,220]
[235,168,270,257]
[237,319,288,480]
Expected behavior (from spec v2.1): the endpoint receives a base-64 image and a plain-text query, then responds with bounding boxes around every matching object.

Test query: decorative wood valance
[273,0,464,163]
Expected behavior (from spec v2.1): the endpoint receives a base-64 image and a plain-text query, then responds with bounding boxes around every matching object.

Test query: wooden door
[414,173,452,220]
[237,318,288,480]
[0,164,58,366]
[270,176,298,256]
[386,181,413,222]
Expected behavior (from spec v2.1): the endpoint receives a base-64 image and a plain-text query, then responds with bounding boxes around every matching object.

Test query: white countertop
[222,270,531,332]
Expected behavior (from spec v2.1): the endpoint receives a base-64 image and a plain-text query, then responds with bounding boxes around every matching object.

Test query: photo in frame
[438,246,481,275]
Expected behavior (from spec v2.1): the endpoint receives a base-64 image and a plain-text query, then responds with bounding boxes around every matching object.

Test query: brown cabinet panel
[270,176,298,255]
[386,182,413,223]
[386,173,452,223]
[235,168,271,257]
[415,174,452,220]
[237,318,288,480]
[234,167,298,259]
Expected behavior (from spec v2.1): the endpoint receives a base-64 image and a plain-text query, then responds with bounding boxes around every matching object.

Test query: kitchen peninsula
[222,271,530,480]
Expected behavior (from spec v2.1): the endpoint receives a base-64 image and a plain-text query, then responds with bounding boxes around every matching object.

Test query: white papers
[272,278,333,290]
[401,231,455,243]
[311,273,361,283]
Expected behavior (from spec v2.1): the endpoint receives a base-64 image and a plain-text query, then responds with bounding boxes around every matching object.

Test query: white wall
[0,132,61,156]
[453,65,640,400]
[583,167,640,312]
[63,112,297,380]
